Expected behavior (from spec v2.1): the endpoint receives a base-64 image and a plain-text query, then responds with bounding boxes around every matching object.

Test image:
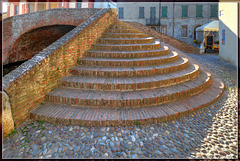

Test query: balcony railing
[146,18,159,26]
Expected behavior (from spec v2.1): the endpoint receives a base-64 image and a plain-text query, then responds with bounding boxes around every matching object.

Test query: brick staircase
[30,20,224,126]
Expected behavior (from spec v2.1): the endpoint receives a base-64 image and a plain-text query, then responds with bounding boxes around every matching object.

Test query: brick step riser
[61,68,200,91]
[106,29,143,33]
[79,55,178,67]
[101,34,148,38]
[29,77,224,126]
[45,77,212,108]
[70,62,189,77]
[98,38,154,44]
[110,25,135,30]
[92,43,160,51]
[85,49,169,58]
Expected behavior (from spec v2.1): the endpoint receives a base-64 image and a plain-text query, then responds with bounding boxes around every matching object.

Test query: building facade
[218,2,238,66]
[4,0,116,18]
[117,2,218,45]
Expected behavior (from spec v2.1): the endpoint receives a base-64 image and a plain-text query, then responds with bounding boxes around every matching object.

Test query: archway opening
[4,25,76,76]
[194,25,202,40]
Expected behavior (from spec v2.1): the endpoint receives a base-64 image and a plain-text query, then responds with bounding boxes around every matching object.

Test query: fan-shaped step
[86,47,169,59]
[70,57,189,77]
[98,37,155,44]
[61,64,199,91]
[46,71,211,108]
[79,51,178,67]
[101,33,149,38]
[92,40,160,51]
[30,76,224,126]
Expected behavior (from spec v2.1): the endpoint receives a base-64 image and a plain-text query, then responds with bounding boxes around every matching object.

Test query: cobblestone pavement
[3,53,238,159]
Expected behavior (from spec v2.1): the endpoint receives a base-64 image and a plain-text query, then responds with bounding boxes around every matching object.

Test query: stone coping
[3,8,101,22]
[3,8,110,91]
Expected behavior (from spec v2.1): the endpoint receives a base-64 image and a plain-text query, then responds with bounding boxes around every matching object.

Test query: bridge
[3,8,101,65]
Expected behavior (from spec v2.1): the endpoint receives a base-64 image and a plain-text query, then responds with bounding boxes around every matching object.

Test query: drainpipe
[159,1,161,32]
[238,2,240,68]
[173,2,175,37]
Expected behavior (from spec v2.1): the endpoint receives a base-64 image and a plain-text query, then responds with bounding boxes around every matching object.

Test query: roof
[196,20,219,32]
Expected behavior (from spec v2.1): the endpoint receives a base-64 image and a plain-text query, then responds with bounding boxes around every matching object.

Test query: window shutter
[139,7,144,18]
[200,5,203,17]
[162,6,167,18]
[196,5,202,17]
[150,7,156,18]
[197,5,200,17]
[182,6,184,17]
[211,5,217,18]
[182,6,188,17]
[215,5,218,17]
[119,7,124,19]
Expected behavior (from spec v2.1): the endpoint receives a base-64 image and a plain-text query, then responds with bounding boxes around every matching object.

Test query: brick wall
[126,21,200,54]
[3,8,101,65]
[10,25,76,64]
[3,8,118,126]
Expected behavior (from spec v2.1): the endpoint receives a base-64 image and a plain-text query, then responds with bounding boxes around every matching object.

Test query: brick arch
[3,8,101,65]
[10,25,77,64]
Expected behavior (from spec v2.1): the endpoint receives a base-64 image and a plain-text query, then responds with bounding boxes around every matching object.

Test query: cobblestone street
[3,50,238,159]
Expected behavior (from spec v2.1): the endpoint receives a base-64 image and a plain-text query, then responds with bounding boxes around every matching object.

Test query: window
[139,7,144,18]
[210,4,218,18]
[182,5,188,18]
[181,26,188,37]
[77,0,81,8]
[118,7,124,19]
[150,7,156,19]
[162,6,168,18]
[196,5,203,18]
[161,25,167,34]
[77,3,81,8]
[15,5,19,15]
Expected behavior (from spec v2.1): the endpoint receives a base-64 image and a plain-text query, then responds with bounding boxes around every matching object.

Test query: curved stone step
[107,29,143,33]
[70,57,189,77]
[61,63,199,91]
[29,76,224,126]
[46,71,211,108]
[79,51,178,67]
[92,40,160,51]
[101,33,149,38]
[98,37,155,44]
[110,25,135,30]
[86,46,169,59]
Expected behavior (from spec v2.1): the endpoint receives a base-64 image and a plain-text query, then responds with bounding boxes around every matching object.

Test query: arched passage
[194,25,202,40]
[151,26,156,30]
[10,25,76,64]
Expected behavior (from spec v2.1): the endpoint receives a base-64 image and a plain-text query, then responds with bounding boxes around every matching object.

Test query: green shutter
[196,5,202,18]
[162,6,167,18]
[182,6,188,18]
[186,6,188,17]
[211,5,218,18]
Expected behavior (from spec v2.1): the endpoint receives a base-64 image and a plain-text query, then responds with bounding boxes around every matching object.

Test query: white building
[218,2,238,67]
[117,2,218,46]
